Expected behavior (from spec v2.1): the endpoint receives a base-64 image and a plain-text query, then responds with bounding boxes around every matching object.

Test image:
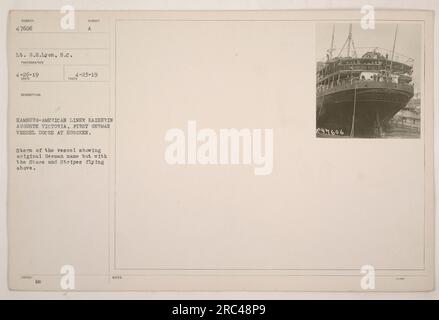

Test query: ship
[316,24,415,138]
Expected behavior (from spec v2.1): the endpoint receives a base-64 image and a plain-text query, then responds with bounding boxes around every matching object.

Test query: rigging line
[350,85,357,137]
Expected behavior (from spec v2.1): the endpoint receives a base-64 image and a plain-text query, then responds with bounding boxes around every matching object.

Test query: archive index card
[7,10,435,291]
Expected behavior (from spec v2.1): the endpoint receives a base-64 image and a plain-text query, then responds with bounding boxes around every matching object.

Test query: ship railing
[320,46,414,66]
[317,77,414,93]
[355,47,414,66]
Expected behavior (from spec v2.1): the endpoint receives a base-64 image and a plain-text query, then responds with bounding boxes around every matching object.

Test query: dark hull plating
[316,81,414,137]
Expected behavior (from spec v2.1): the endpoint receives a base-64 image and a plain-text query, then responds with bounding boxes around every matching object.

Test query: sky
[316,23,422,91]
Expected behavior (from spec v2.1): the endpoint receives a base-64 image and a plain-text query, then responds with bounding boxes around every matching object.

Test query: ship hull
[316,82,414,137]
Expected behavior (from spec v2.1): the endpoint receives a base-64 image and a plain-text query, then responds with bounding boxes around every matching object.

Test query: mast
[346,24,352,57]
[328,24,335,59]
[337,23,353,58]
[389,24,399,73]
[350,36,357,58]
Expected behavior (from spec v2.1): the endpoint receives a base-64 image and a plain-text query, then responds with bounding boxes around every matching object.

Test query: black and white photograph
[316,23,422,138]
